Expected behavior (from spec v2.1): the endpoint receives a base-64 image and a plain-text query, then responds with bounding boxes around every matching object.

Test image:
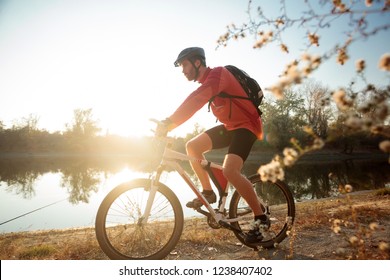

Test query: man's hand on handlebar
[155,118,172,137]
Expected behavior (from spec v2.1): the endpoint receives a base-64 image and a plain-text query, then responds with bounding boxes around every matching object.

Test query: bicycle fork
[138,184,158,225]
[138,166,164,225]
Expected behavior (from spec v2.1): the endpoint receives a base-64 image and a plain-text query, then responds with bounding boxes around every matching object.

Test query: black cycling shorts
[205,125,257,162]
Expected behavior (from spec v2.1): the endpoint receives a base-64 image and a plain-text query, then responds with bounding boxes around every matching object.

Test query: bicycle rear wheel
[229,174,295,249]
[95,178,184,259]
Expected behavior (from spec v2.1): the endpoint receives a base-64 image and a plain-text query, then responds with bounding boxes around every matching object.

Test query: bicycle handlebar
[149,118,162,125]
[149,118,175,144]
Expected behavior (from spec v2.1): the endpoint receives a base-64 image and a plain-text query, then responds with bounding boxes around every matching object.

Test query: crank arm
[194,207,211,218]
[218,220,242,234]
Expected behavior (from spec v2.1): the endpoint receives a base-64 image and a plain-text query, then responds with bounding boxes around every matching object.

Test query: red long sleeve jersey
[169,66,263,139]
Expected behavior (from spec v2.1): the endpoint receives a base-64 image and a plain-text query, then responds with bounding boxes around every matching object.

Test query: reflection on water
[244,158,390,200]
[0,155,389,233]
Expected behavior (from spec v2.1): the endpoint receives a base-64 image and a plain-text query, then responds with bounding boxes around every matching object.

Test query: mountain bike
[95,120,295,260]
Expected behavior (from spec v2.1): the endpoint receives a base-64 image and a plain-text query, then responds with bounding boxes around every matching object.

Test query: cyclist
[157,47,269,244]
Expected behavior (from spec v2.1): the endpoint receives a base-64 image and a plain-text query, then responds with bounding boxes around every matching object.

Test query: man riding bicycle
[157,47,269,244]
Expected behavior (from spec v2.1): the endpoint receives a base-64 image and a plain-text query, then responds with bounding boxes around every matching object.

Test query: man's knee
[186,138,198,155]
[222,164,240,179]
[222,154,243,180]
[186,134,211,155]
[222,165,233,180]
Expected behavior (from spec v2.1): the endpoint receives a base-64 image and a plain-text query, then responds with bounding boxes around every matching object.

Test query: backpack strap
[208,93,234,119]
[208,92,262,121]
[208,92,252,113]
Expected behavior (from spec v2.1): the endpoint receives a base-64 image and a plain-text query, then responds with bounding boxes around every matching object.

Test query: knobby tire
[95,179,184,260]
[229,174,295,249]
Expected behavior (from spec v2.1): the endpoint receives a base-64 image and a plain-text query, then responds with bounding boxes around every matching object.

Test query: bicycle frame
[141,137,242,229]
[95,124,295,259]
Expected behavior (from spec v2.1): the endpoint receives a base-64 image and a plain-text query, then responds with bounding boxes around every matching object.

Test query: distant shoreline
[0,149,388,163]
[215,149,388,164]
[0,152,144,159]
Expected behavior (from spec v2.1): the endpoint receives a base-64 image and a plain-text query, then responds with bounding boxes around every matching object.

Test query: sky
[0,0,389,137]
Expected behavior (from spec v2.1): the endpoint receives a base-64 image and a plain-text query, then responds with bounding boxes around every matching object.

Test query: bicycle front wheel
[95,179,184,259]
[229,174,295,249]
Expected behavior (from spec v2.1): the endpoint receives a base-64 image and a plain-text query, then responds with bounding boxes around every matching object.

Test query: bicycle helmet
[174,47,205,67]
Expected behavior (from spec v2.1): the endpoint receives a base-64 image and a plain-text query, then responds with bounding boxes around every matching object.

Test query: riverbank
[0,189,389,260]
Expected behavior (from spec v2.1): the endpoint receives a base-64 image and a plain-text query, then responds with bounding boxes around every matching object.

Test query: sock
[202,190,214,195]
[254,214,267,222]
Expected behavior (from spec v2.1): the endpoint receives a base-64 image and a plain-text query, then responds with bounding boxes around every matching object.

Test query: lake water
[0,154,389,233]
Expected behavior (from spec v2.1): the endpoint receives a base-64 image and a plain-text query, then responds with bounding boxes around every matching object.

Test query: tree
[261,88,307,149]
[327,84,390,152]
[66,108,100,138]
[217,0,389,114]
[299,80,334,139]
[219,0,390,175]
[218,1,390,93]
[64,108,101,152]
[12,114,40,132]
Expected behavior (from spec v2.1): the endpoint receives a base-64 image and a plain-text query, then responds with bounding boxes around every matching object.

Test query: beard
[184,67,197,81]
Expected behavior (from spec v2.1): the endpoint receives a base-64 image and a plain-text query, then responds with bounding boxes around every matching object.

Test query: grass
[0,228,104,260]
[18,245,56,259]
[375,188,390,196]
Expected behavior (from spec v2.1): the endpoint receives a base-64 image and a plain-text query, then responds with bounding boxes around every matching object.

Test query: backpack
[218,65,264,116]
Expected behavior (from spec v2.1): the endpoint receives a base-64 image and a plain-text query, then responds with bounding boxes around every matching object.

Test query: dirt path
[165,191,390,260]
[1,190,389,260]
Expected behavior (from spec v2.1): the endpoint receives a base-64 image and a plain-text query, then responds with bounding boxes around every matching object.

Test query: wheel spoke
[229,178,295,248]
